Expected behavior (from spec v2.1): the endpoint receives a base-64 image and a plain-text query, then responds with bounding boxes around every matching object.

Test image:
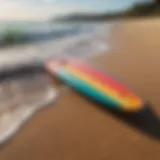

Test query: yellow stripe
[65,66,141,108]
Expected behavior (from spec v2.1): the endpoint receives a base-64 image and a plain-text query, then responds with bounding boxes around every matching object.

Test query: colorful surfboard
[45,59,144,112]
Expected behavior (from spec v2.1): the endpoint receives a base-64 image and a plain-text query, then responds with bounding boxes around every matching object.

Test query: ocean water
[0,21,72,34]
[0,21,116,71]
[0,21,117,146]
[0,21,105,40]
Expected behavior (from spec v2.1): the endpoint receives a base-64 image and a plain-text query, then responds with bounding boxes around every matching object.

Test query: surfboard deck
[45,59,144,112]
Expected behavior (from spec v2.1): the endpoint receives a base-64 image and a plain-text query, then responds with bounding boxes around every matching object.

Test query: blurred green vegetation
[1,29,28,46]
[124,2,160,17]
[54,2,160,22]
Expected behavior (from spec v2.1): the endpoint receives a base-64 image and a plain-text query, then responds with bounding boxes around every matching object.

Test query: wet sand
[0,18,160,160]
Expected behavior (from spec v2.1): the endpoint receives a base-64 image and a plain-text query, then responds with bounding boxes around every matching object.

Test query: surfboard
[45,59,144,112]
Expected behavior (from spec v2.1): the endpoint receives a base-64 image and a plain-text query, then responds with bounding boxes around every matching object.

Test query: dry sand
[0,18,160,160]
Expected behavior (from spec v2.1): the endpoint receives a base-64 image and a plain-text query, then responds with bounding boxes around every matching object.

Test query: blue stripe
[56,69,123,111]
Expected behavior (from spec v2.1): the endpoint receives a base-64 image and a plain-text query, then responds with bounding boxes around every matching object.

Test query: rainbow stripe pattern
[46,59,144,112]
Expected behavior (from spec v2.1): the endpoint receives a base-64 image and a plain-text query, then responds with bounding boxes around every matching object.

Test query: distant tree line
[54,1,160,22]
[124,1,160,17]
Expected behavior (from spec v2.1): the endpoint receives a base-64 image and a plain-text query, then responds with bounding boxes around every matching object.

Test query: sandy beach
[0,18,160,160]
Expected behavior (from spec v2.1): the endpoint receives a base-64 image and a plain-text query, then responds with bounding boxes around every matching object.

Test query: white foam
[0,23,115,70]
[0,88,58,145]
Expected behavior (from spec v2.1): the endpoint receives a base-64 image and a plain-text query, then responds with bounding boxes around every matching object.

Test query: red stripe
[68,61,136,97]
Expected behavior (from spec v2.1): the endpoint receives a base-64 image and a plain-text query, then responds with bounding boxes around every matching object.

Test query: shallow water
[0,72,59,145]
[0,22,116,146]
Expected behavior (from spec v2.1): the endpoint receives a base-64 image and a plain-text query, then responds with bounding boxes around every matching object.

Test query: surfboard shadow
[104,104,160,141]
[81,94,160,141]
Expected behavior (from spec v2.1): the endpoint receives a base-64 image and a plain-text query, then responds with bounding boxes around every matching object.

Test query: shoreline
[0,22,115,146]
[0,18,160,160]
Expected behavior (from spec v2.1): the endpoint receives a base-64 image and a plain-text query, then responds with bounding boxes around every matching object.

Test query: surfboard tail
[45,60,64,89]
